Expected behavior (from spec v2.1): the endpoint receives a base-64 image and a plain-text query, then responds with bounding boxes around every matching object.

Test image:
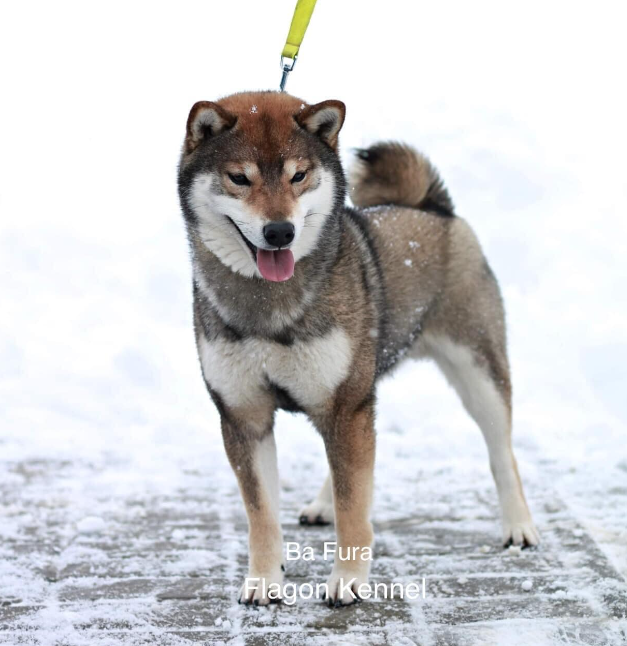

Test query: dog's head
[178,92,346,282]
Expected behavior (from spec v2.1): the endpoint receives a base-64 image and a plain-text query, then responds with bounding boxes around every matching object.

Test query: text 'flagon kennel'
[177,90,539,607]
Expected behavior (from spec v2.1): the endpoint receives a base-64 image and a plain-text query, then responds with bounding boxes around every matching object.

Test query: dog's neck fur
[190,211,343,341]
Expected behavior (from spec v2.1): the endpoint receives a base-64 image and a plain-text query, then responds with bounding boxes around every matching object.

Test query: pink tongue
[256,249,295,282]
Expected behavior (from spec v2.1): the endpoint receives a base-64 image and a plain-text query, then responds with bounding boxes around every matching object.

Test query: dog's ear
[185,101,237,152]
[296,100,346,151]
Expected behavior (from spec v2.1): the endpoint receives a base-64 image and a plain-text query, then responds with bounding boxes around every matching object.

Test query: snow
[1,0,627,644]
[76,517,106,535]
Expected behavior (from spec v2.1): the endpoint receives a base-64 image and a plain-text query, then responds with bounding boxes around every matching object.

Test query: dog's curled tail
[348,142,455,217]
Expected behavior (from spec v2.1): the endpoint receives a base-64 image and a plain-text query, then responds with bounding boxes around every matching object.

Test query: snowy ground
[1,1,626,644]
[0,423,625,645]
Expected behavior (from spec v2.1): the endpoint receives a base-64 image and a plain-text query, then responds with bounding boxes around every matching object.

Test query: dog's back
[345,141,536,548]
[347,142,508,387]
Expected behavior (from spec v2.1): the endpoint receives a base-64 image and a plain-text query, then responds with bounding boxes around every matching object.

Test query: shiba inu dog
[177,91,539,607]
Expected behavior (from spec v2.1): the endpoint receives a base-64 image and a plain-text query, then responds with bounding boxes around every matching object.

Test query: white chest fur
[197,328,353,412]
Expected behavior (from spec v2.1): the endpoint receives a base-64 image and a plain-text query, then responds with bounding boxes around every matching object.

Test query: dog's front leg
[317,400,376,606]
[219,403,284,606]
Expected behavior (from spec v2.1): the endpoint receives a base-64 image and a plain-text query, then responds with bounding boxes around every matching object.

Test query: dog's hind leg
[217,399,285,605]
[424,334,539,547]
[299,473,334,525]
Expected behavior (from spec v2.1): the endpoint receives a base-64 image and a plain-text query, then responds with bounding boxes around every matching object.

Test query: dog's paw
[324,567,368,607]
[502,516,540,548]
[298,499,334,526]
[238,568,284,606]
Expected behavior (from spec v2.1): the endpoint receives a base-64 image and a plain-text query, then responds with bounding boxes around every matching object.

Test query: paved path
[1,445,626,645]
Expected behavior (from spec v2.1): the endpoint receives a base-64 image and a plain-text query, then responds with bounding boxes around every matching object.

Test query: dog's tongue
[256,249,295,282]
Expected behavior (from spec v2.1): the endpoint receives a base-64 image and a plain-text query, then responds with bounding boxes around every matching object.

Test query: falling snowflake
[250,105,258,114]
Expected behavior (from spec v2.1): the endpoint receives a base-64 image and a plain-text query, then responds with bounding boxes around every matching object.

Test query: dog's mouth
[226,217,258,258]
[226,217,295,282]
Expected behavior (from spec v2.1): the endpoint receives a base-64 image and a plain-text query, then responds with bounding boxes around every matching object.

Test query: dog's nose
[263,222,295,248]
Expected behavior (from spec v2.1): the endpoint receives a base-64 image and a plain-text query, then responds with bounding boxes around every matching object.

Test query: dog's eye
[228,173,251,186]
[291,171,306,183]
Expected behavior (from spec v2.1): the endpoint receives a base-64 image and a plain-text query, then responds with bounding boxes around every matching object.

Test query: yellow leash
[279,0,318,91]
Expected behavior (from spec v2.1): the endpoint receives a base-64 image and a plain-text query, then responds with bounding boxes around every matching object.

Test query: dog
[177,91,539,607]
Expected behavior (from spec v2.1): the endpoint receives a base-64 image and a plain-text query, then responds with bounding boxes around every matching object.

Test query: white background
[1,0,626,583]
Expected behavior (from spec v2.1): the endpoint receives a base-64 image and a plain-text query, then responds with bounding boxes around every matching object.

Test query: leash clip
[279,55,297,92]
